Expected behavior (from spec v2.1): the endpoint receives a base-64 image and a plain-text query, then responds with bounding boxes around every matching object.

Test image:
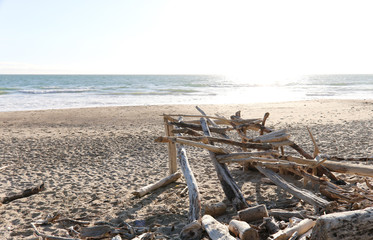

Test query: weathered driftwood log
[263,217,280,234]
[177,147,201,223]
[132,172,181,197]
[271,219,315,240]
[228,219,259,240]
[204,202,227,217]
[310,207,373,240]
[1,182,45,204]
[202,215,235,240]
[268,209,308,221]
[180,220,203,240]
[253,129,290,143]
[164,117,177,174]
[201,118,248,210]
[256,166,332,212]
[238,204,269,223]
[283,155,373,177]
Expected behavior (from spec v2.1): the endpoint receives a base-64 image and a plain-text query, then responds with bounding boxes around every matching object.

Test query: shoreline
[1,99,372,239]
[1,97,373,114]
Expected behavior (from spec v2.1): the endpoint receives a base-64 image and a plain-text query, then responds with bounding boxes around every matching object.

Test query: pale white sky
[0,0,373,76]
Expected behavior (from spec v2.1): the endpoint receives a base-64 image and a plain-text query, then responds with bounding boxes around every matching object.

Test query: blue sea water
[0,74,372,112]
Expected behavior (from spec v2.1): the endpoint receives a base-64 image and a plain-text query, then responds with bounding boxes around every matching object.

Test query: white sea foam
[0,74,372,112]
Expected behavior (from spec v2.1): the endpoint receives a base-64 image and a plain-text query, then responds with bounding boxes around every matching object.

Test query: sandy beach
[1,99,372,239]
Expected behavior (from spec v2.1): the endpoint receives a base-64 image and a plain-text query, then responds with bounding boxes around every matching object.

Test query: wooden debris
[256,166,332,213]
[202,215,235,240]
[164,117,177,174]
[180,220,203,240]
[310,207,373,240]
[263,217,280,234]
[156,109,373,239]
[132,172,181,197]
[31,223,80,240]
[177,147,201,222]
[268,209,307,221]
[270,219,315,240]
[238,204,269,223]
[201,118,248,210]
[284,155,373,177]
[132,232,155,240]
[204,202,227,217]
[1,182,45,204]
[229,219,259,240]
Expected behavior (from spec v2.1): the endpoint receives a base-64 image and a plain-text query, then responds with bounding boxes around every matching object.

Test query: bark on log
[256,166,332,213]
[132,172,181,197]
[201,118,248,210]
[284,155,373,177]
[238,204,269,223]
[180,220,203,240]
[204,202,227,217]
[271,219,315,240]
[177,147,201,222]
[202,215,235,240]
[310,207,373,240]
[228,219,259,240]
[263,217,280,234]
[1,182,45,204]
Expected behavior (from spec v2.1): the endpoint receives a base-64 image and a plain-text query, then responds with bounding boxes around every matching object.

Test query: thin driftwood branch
[169,121,231,134]
[1,183,45,204]
[132,172,181,197]
[306,127,320,158]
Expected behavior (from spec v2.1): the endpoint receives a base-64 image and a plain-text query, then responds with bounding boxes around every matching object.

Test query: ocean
[0,74,372,112]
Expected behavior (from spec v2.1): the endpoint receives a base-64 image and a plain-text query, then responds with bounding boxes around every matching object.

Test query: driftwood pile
[135,106,373,240]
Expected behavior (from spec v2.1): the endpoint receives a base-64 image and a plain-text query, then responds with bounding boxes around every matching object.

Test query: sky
[0,0,373,76]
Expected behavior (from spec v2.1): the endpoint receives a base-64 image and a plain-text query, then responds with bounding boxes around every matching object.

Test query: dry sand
[0,99,372,239]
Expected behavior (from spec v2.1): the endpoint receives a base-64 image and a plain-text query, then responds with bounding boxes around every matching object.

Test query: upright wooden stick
[164,117,177,174]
